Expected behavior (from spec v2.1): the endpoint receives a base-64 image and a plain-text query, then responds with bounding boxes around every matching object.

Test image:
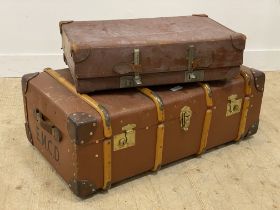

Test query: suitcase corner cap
[251,68,265,92]
[67,112,97,145]
[21,72,39,94]
[245,120,259,138]
[59,20,74,34]
[231,33,246,51]
[192,14,208,17]
[68,179,96,198]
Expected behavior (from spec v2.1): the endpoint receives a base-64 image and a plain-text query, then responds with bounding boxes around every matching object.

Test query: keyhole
[119,137,127,147]
[233,104,239,112]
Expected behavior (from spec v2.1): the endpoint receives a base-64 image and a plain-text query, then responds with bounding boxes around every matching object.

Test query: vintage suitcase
[60,14,246,93]
[22,66,264,198]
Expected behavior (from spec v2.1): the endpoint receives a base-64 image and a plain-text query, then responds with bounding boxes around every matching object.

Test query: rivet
[146,126,149,130]
[88,114,91,117]
[67,148,70,153]
[90,132,93,135]
[95,140,99,144]
[120,120,123,123]
[73,173,76,176]
[251,105,253,108]
[81,140,84,144]
[92,189,95,192]
[213,106,217,109]
[95,154,99,158]
[257,84,260,87]
[255,78,258,80]
[73,113,76,116]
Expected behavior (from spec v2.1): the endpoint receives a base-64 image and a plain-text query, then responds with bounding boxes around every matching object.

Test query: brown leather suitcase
[60,14,246,93]
[22,66,264,198]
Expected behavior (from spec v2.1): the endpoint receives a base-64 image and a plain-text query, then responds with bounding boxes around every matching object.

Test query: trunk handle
[33,109,62,142]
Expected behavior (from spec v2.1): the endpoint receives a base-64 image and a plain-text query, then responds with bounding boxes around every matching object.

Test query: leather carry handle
[33,109,62,142]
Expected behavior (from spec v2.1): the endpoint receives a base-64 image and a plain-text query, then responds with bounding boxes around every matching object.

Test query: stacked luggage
[22,14,265,198]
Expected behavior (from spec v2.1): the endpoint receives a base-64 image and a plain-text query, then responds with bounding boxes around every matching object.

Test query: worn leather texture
[22,66,263,198]
[60,15,246,93]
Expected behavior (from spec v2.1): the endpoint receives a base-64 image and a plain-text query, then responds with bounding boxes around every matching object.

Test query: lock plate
[226,94,242,117]
[120,76,143,88]
[120,76,135,88]
[185,70,204,82]
[113,124,136,151]
[180,106,192,131]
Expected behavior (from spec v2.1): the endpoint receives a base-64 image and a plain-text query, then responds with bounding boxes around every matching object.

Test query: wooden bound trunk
[22,66,264,198]
[60,15,246,93]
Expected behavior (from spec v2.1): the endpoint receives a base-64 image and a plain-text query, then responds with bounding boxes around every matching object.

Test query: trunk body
[60,15,245,93]
[22,66,264,198]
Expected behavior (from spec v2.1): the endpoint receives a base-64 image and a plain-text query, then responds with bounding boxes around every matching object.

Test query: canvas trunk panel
[22,66,264,198]
[60,15,246,93]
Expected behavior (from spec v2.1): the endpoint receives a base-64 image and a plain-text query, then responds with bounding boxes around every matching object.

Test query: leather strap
[236,69,252,141]
[137,88,165,122]
[198,83,213,154]
[138,87,165,171]
[103,139,112,189]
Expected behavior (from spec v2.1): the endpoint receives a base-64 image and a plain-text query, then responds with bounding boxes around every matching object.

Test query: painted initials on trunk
[36,126,59,162]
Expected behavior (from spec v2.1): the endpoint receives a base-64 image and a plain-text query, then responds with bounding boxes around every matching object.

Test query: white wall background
[1,0,280,76]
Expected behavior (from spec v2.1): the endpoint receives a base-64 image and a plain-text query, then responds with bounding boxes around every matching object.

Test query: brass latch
[180,106,192,131]
[113,124,136,151]
[187,45,195,72]
[133,49,142,85]
[226,94,242,117]
[185,45,204,82]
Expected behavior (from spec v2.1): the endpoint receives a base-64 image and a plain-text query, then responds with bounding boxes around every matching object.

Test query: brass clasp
[226,94,242,117]
[133,49,142,85]
[180,106,192,131]
[113,124,136,151]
